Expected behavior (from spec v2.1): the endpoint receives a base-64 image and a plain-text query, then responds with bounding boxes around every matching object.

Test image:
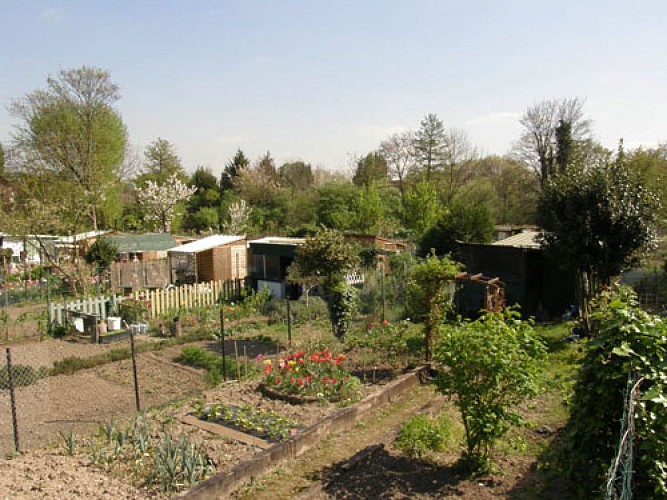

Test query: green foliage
[84,238,118,270]
[403,179,443,239]
[316,183,358,230]
[324,279,358,339]
[176,346,242,385]
[197,402,300,441]
[538,158,660,330]
[263,296,328,325]
[352,151,388,186]
[562,286,667,498]
[395,414,453,459]
[418,202,494,257]
[407,252,461,359]
[434,309,546,465]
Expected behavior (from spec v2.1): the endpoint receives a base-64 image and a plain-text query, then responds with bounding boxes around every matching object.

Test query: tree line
[1,66,665,264]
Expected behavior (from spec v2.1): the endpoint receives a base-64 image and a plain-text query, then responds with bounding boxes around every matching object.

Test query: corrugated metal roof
[57,230,113,244]
[108,233,178,253]
[168,234,245,254]
[492,230,541,249]
[248,236,306,246]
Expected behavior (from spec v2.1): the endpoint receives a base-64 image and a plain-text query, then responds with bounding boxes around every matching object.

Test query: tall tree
[221,148,249,192]
[513,97,592,188]
[352,151,388,186]
[141,138,184,182]
[10,65,127,229]
[438,127,477,207]
[183,166,221,233]
[278,161,314,190]
[403,179,443,239]
[537,152,659,332]
[0,142,4,175]
[419,202,494,258]
[414,113,446,180]
[380,131,415,207]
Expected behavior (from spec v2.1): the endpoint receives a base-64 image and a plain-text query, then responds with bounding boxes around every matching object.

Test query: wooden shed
[167,235,247,285]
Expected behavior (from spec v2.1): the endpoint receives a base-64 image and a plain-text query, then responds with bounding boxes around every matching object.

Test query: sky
[1,0,666,174]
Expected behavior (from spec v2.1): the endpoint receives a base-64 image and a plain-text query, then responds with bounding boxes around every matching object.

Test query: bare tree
[513,97,592,188]
[380,130,415,205]
[440,128,478,207]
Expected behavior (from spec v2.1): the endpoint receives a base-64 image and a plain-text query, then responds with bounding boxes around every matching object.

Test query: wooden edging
[177,365,429,500]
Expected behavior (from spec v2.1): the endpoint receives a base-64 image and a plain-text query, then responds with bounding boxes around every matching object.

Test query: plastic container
[107,316,122,331]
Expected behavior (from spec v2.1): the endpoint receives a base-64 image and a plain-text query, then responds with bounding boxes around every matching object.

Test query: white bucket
[73,317,84,333]
[107,316,122,331]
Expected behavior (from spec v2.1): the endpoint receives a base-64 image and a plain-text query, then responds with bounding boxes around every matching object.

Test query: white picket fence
[49,295,122,326]
[49,279,249,326]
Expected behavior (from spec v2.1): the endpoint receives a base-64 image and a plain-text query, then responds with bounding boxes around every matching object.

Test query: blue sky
[1,1,665,173]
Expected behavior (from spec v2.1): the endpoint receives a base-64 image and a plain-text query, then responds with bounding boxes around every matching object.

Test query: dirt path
[234,383,442,499]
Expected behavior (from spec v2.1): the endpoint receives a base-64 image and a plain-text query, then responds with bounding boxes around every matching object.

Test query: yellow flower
[263,359,272,365]
[295,367,300,373]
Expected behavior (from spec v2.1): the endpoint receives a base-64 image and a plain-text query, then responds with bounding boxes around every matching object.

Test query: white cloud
[465,111,521,126]
[356,125,409,141]
[42,8,62,22]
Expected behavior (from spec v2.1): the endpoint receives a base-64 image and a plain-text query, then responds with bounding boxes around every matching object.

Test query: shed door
[231,246,247,280]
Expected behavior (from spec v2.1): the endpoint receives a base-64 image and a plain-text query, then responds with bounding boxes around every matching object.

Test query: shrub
[395,414,453,459]
[434,309,546,468]
[177,346,242,385]
[562,286,667,498]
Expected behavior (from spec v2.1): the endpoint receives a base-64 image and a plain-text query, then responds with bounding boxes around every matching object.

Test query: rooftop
[168,234,245,254]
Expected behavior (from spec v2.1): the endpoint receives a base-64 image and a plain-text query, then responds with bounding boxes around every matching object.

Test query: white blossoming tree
[136,174,196,232]
[224,199,252,235]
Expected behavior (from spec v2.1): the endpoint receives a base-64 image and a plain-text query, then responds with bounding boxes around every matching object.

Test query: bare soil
[0,334,568,499]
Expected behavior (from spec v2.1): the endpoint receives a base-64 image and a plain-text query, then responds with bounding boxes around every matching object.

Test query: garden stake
[6,348,19,453]
[243,345,248,380]
[286,298,292,347]
[130,330,141,412]
[234,341,241,383]
[219,306,226,382]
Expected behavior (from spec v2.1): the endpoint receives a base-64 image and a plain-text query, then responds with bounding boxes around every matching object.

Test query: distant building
[456,230,575,320]
[247,237,305,299]
[167,234,247,285]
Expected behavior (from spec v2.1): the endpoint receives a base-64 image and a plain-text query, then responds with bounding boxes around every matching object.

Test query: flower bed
[194,401,301,442]
[260,349,361,402]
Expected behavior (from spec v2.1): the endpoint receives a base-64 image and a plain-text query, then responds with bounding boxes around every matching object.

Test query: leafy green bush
[176,346,243,385]
[395,414,453,459]
[434,309,546,469]
[562,286,667,499]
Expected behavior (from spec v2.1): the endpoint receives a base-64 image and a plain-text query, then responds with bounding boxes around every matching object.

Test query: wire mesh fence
[0,332,218,458]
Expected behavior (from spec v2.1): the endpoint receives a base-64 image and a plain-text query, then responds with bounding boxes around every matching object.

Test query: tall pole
[286,298,292,347]
[129,330,141,412]
[219,306,227,381]
[381,267,386,323]
[6,348,20,453]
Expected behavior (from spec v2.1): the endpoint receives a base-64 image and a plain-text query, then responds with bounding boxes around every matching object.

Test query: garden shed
[108,233,178,291]
[108,233,178,262]
[167,234,247,285]
[456,230,575,320]
[247,237,305,298]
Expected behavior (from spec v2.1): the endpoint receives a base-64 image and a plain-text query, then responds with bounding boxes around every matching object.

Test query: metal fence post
[286,298,292,347]
[219,306,227,381]
[6,348,20,453]
[129,330,141,412]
